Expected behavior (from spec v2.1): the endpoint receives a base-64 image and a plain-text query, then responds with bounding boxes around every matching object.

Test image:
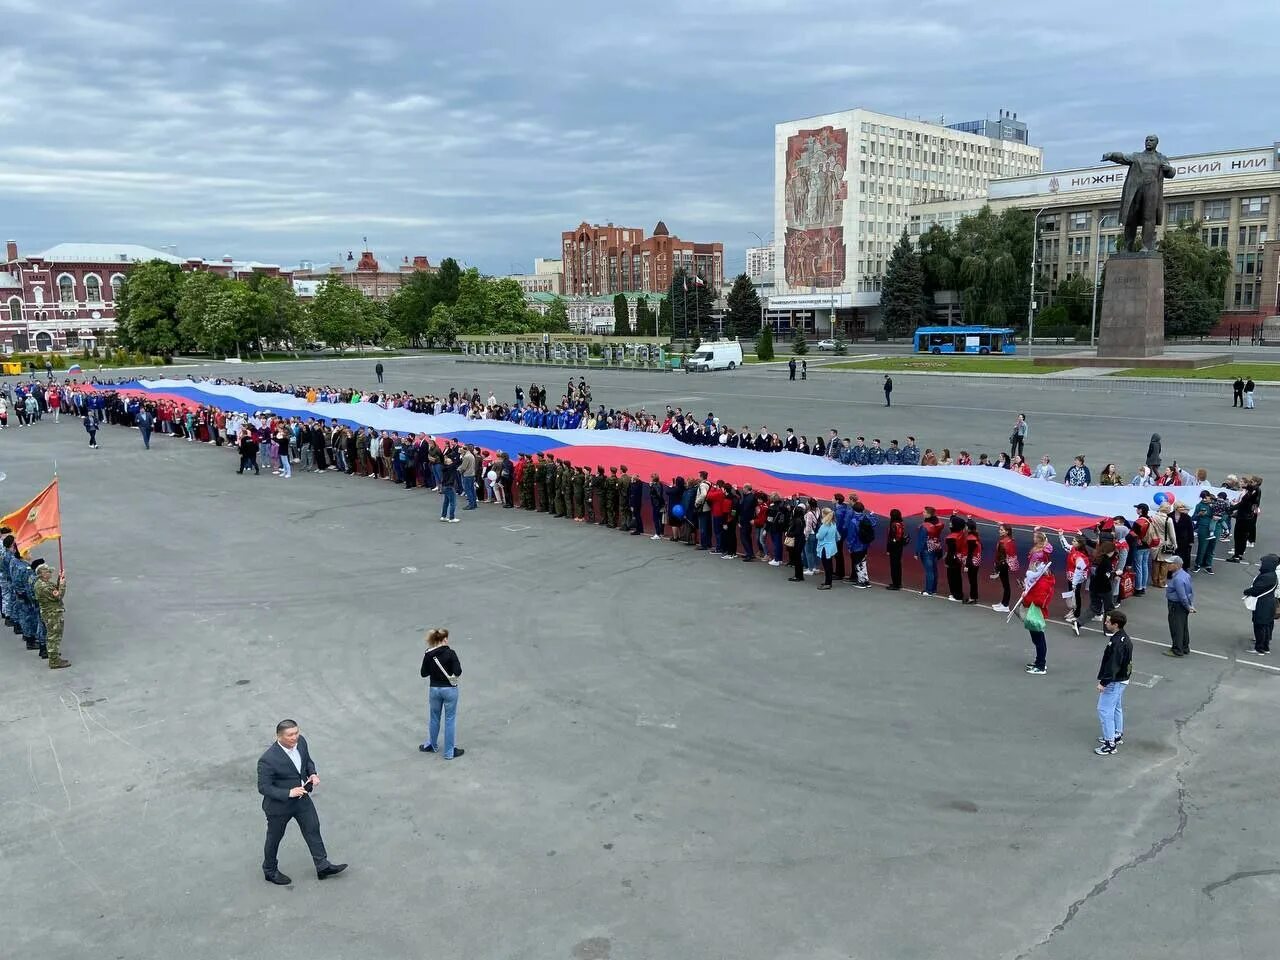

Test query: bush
[833,336,848,356]
[791,329,808,355]
[755,326,775,361]
[49,354,66,369]
[91,346,101,358]
[873,330,889,342]
[150,356,166,366]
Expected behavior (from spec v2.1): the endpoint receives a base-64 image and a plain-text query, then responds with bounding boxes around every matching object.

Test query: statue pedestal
[1096,253,1165,358]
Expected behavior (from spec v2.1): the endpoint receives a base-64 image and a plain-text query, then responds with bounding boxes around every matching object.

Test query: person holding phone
[420,628,464,759]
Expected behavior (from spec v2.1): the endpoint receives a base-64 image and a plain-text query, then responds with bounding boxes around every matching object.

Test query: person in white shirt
[1031,456,1056,481]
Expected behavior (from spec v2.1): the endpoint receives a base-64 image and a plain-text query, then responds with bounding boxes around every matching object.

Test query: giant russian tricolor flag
[103,379,1221,528]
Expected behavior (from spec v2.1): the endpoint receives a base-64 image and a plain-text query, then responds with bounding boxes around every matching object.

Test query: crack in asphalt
[1202,869,1280,900]
[1015,668,1227,959]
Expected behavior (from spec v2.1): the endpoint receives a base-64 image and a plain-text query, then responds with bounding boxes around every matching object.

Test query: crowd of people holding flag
[0,478,68,668]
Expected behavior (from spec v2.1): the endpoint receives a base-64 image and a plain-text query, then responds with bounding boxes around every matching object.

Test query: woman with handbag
[785,504,806,583]
[419,628,464,759]
[1150,503,1178,588]
[1018,564,1056,675]
[1242,554,1278,655]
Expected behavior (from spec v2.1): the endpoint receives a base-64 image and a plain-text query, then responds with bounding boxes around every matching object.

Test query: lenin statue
[1102,135,1176,252]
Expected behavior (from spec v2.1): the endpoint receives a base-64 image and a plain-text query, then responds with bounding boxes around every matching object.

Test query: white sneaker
[991,603,1010,613]
[947,596,961,603]
[651,534,661,540]
[921,591,933,597]
[439,517,449,522]
[448,518,461,523]
[768,560,781,567]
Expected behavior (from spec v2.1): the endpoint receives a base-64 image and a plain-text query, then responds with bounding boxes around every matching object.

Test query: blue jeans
[804,533,818,570]
[441,487,457,519]
[426,685,459,758]
[462,476,477,508]
[431,463,443,489]
[1133,548,1151,591]
[280,455,291,478]
[698,512,711,548]
[919,551,939,594]
[1097,682,1126,741]
[770,530,783,561]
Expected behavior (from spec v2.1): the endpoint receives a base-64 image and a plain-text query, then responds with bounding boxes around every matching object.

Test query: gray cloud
[0,0,1275,273]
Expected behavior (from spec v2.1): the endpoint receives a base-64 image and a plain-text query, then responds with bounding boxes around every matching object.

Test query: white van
[685,340,743,371]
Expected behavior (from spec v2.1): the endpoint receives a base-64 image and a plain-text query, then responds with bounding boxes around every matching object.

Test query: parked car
[816,339,836,351]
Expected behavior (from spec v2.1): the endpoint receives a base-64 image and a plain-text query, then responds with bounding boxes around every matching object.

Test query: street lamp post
[749,230,773,333]
[1026,206,1047,357]
[1089,254,1105,348]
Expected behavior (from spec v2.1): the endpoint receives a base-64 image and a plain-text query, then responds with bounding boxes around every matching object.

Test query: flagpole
[53,463,63,574]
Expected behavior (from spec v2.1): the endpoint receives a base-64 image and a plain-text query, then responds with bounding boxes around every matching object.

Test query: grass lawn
[822,356,1073,375]
[1109,363,1280,381]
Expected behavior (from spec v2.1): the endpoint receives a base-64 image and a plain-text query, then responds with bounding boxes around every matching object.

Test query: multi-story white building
[745,245,775,280]
[501,257,565,296]
[771,108,1043,333]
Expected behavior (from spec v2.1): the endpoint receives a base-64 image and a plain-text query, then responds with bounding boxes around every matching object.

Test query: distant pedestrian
[1009,413,1027,459]
[1242,554,1278,656]
[1244,378,1256,409]
[419,628,464,759]
[82,413,98,448]
[1233,376,1245,407]
[788,358,797,381]
[883,375,893,406]
[1145,433,1162,471]
[1164,556,1194,658]
[137,407,153,449]
[375,361,384,384]
[800,359,807,380]
[1094,611,1133,756]
[885,508,907,591]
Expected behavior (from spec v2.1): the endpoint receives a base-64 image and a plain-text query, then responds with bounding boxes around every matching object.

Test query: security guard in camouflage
[0,525,13,629]
[34,563,68,669]
[532,455,546,511]
[592,467,607,525]
[554,463,569,518]
[617,466,632,531]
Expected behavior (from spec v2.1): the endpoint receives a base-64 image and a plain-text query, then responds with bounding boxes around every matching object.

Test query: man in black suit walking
[257,719,348,885]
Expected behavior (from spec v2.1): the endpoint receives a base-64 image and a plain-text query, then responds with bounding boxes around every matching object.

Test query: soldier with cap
[33,560,68,669]
[617,466,632,531]
[592,467,607,524]
[571,465,586,521]
[605,467,619,528]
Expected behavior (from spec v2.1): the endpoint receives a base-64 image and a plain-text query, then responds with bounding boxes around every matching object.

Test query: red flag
[1,478,61,554]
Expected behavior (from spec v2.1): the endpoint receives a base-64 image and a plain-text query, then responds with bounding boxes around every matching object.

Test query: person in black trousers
[1232,376,1245,407]
[375,361,384,383]
[886,509,907,590]
[963,517,982,604]
[1242,554,1278,655]
[257,719,347,885]
[786,505,806,582]
[883,375,893,406]
[944,514,966,602]
[1228,477,1262,562]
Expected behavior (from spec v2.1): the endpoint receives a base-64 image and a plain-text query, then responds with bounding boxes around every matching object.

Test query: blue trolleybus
[912,325,1017,355]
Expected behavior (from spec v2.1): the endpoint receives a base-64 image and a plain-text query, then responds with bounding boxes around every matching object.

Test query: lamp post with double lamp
[1089,254,1105,348]
[1025,206,1048,357]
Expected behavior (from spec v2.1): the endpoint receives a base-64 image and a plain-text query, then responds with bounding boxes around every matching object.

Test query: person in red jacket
[963,518,983,604]
[1020,565,1056,675]
[706,482,729,555]
[944,514,967,602]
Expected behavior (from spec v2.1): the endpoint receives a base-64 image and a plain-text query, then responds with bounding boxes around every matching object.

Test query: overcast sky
[2,0,1275,275]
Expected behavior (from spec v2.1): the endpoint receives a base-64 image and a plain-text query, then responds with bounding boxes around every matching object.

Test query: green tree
[918,224,957,302]
[612,293,630,335]
[386,271,437,345]
[175,270,227,353]
[791,328,808,355]
[116,259,184,355]
[657,296,673,336]
[545,296,570,332]
[1159,222,1232,338]
[308,277,376,351]
[1050,272,1096,330]
[201,283,272,357]
[880,230,927,338]
[755,325,775,361]
[433,258,462,307]
[425,303,458,348]
[634,295,655,336]
[251,275,308,355]
[666,268,714,337]
[723,273,762,340]
[950,206,1033,328]
[448,268,489,333]
[832,335,848,356]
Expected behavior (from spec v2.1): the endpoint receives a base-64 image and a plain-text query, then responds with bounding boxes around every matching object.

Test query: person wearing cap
[1164,556,1195,658]
[1130,503,1153,595]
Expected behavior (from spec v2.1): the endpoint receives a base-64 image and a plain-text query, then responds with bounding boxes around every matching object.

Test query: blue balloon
[671,503,685,519]
[1153,491,1170,505]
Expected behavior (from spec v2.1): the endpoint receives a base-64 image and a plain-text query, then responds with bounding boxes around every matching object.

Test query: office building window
[1240,196,1270,219]
[1235,252,1258,276]
[1099,234,1120,256]
[1233,282,1256,308]
[1238,225,1266,247]
[1166,201,1193,224]
[1203,199,1230,221]
[1099,209,1120,229]
[1041,215,1059,233]
[1069,211,1091,231]
[1202,226,1228,248]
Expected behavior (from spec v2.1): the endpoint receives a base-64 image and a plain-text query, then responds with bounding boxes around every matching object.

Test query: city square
[2,355,1278,959]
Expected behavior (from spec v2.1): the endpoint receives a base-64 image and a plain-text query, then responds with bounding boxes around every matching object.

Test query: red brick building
[294,248,435,301]
[561,221,723,296]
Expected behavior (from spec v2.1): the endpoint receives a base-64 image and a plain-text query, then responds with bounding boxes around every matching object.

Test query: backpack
[1136,516,1156,548]
[857,514,875,545]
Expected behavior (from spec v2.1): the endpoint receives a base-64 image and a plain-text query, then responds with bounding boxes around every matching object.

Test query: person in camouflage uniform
[33,561,68,669]
[0,525,13,632]
[4,535,40,649]
[570,467,586,521]
[617,465,632,532]
[519,455,535,510]
[592,467,607,525]
[604,467,619,528]
[531,455,546,511]
[542,456,556,513]
[554,463,569,518]
[582,467,596,523]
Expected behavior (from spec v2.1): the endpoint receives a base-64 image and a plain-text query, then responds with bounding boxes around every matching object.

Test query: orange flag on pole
[1,478,62,554]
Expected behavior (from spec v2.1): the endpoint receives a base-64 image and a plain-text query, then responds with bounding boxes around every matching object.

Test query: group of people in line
[0,527,70,669]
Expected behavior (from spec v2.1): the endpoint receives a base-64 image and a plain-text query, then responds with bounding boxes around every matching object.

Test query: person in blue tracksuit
[833,494,853,581]
[846,501,878,587]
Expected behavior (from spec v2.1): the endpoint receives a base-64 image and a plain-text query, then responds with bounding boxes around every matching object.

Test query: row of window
[53,273,124,304]
[1169,196,1271,223]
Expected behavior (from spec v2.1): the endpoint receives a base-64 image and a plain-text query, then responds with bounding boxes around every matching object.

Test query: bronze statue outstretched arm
[1102,151,1132,165]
